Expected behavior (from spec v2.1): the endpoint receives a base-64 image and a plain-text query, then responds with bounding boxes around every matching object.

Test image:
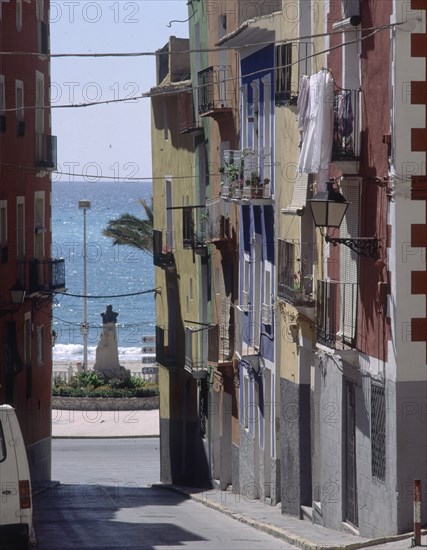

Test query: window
[16,80,24,121]
[17,198,25,258]
[36,0,44,21]
[182,207,193,248]
[163,102,168,141]
[165,179,173,250]
[0,75,5,113]
[371,383,386,481]
[0,422,6,462]
[35,72,45,134]
[16,0,22,31]
[275,43,313,106]
[262,262,272,325]
[0,201,7,246]
[24,316,32,366]
[275,44,292,105]
[37,326,45,364]
[241,254,250,311]
[0,201,7,263]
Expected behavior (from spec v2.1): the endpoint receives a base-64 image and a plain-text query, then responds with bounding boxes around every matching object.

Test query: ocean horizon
[52,180,155,366]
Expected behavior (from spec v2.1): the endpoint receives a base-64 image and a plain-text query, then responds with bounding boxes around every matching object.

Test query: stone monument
[93,305,130,381]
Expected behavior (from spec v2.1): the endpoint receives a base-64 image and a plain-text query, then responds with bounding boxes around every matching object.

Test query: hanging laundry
[297,75,310,133]
[297,69,334,176]
[333,90,354,159]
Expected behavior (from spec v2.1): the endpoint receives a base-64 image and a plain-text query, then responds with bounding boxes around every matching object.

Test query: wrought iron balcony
[220,149,272,204]
[316,279,358,349]
[153,229,175,271]
[184,324,218,378]
[17,258,65,294]
[198,65,233,118]
[201,197,235,251]
[35,134,57,171]
[332,89,360,173]
[277,240,316,307]
[155,325,177,368]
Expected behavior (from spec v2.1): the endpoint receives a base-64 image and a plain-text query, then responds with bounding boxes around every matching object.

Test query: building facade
[0,0,63,488]
[153,0,427,539]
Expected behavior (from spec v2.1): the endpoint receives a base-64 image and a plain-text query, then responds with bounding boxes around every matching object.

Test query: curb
[154,484,425,550]
[52,434,159,440]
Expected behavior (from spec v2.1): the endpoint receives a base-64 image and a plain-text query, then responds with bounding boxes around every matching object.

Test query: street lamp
[78,200,91,372]
[308,179,379,258]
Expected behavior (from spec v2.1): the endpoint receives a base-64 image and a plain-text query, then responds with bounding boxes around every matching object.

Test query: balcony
[36,134,57,171]
[182,207,208,255]
[184,324,218,378]
[275,42,313,107]
[153,229,175,271]
[203,197,235,252]
[220,149,272,204]
[155,325,177,369]
[316,279,358,350]
[178,90,201,134]
[277,240,316,308]
[198,65,233,119]
[332,89,360,174]
[17,258,65,295]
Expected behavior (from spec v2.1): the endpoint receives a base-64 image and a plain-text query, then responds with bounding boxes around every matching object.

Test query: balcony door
[339,178,360,346]
[345,380,358,527]
[35,194,45,286]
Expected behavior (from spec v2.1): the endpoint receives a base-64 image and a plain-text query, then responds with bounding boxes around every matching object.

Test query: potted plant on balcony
[220,159,244,198]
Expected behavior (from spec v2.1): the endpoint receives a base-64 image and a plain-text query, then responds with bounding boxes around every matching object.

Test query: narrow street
[33,439,296,549]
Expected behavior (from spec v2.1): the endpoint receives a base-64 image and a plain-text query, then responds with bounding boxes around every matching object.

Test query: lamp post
[308,179,379,258]
[78,200,91,372]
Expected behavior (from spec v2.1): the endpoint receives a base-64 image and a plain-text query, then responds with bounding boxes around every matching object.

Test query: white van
[0,405,32,550]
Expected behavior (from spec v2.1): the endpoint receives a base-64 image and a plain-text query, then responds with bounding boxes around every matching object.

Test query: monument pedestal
[93,306,130,381]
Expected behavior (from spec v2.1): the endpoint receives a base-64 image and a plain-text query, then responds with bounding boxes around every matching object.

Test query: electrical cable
[52,288,159,299]
[1,23,399,114]
[0,21,403,59]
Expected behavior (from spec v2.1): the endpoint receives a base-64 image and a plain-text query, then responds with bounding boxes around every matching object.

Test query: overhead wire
[0,21,403,59]
[1,22,400,114]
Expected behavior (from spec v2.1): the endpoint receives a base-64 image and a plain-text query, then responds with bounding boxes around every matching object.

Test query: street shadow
[33,484,207,549]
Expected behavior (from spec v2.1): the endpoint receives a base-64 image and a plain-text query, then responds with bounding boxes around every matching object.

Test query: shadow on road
[34,483,206,549]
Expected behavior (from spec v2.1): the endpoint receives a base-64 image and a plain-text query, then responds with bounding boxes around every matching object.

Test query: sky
[50,0,189,182]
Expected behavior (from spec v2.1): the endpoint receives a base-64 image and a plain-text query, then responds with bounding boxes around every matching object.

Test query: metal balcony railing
[153,229,175,271]
[316,279,358,349]
[204,197,232,243]
[185,324,218,377]
[277,240,315,307]
[332,89,360,162]
[17,258,65,294]
[221,149,272,202]
[198,65,233,116]
[35,134,57,170]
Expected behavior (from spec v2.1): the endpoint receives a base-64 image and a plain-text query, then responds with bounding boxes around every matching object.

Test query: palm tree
[103,198,153,254]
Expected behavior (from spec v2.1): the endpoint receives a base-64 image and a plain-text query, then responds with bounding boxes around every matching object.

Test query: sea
[52,180,155,366]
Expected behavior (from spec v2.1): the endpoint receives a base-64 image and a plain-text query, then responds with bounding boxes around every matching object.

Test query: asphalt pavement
[50,411,426,550]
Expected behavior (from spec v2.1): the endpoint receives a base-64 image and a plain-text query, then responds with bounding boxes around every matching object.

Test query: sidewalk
[51,408,159,438]
[157,485,426,550]
[51,410,425,550]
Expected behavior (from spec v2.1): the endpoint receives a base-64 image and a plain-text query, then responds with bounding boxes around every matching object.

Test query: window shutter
[339,178,360,343]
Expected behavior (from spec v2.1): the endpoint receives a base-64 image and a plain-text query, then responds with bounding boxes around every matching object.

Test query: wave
[53,343,144,364]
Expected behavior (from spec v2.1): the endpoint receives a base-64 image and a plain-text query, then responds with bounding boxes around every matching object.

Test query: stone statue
[93,304,130,382]
[101,304,118,325]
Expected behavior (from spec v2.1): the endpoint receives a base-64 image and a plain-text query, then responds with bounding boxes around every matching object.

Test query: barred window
[371,383,386,481]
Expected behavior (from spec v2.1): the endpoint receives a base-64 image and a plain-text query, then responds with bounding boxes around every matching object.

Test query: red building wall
[0,0,54,483]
